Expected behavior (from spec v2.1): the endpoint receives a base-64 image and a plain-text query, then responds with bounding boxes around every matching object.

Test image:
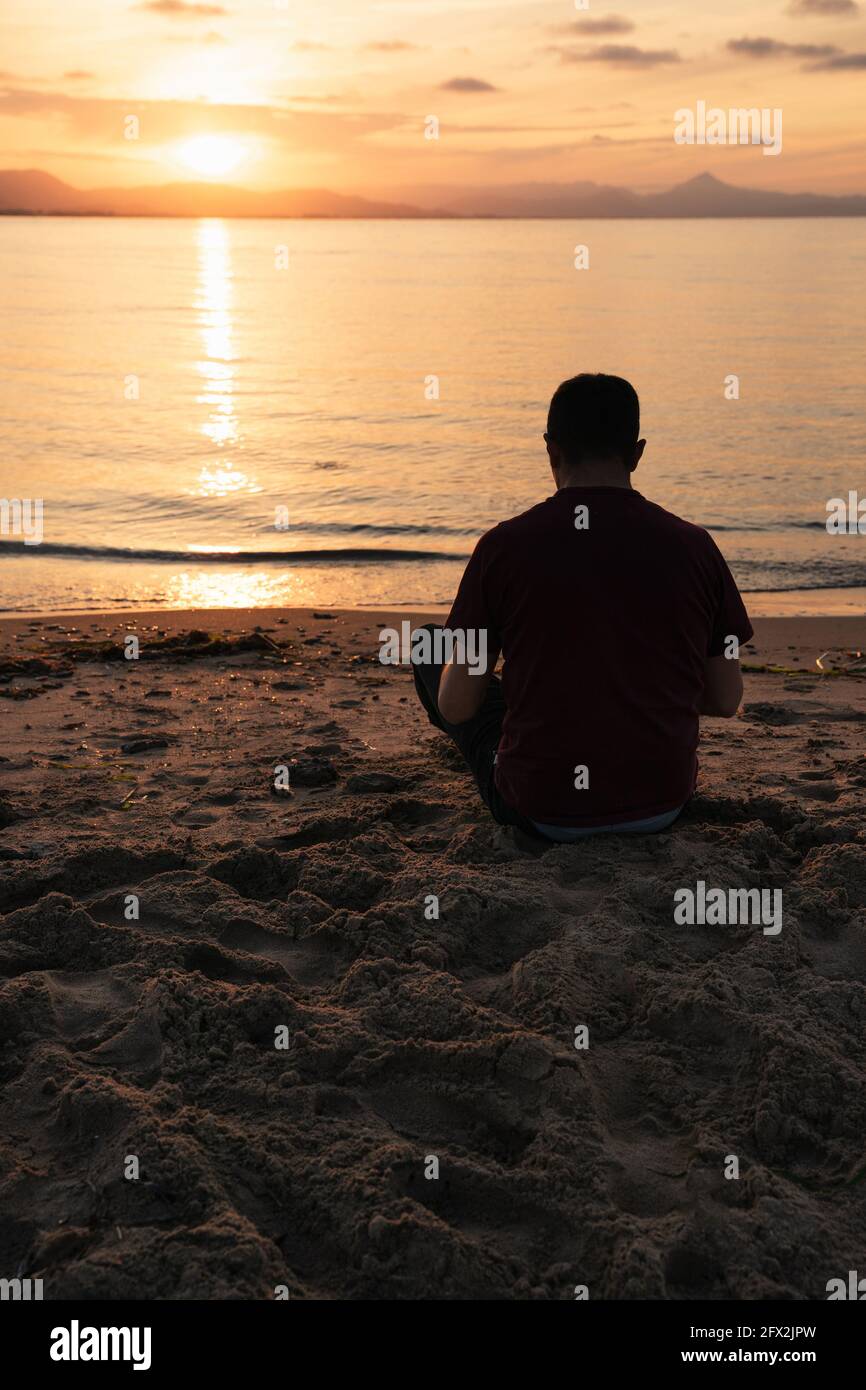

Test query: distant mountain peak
[681,172,726,187]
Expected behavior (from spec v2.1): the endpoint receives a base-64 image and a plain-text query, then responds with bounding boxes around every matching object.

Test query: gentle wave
[46,507,836,537]
[0,540,465,564]
[741,580,866,593]
[709,520,838,533]
[283,519,479,537]
[1,539,865,596]
[57,510,484,539]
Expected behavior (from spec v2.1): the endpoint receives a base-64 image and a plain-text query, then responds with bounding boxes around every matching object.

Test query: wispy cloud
[0,87,409,151]
[549,17,635,37]
[439,76,498,92]
[559,45,681,67]
[134,1,227,16]
[786,0,859,14]
[808,50,866,66]
[364,41,420,52]
[727,36,840,58]
[435,132,672,164]
[727,33,866,70]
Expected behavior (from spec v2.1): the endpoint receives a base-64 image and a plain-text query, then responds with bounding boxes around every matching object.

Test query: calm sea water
[1,216,864,615]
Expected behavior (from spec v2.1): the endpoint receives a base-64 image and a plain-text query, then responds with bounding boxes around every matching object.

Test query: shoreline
[2,589,866,627]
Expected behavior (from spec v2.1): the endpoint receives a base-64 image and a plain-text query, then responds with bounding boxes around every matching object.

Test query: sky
[1,0,864,197]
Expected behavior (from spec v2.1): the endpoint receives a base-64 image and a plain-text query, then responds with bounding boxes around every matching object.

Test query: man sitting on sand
[412,372,753,843]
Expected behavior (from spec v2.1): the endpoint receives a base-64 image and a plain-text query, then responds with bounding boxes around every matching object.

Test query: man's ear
[546,436,563,479]
[630,439,646,472]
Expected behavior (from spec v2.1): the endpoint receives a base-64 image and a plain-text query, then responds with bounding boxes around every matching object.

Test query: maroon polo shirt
[446,486,753,827]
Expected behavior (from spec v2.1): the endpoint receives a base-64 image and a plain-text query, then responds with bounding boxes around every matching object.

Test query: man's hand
[700,653,743,717]
[437,647,499,724]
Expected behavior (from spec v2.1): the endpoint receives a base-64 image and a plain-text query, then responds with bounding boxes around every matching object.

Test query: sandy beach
[1,606,864,1301]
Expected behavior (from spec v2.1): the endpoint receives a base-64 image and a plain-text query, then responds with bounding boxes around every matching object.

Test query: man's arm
[437,644,500,724]
[700,654,743,717]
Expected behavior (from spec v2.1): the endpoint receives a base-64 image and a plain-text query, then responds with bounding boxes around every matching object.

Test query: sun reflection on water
[164,567,310,610]
[194,464,258,498]
[192,220,260,497]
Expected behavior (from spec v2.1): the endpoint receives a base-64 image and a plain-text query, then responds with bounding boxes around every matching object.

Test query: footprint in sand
[174,809,220,826]
[43,971,138,1050]
[199,789,241,806]
[218,921,331,983]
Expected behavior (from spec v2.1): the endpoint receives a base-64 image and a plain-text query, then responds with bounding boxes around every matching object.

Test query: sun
[178,135,246,179]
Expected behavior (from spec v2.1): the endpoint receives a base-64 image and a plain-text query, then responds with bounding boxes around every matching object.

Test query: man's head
[545,373,645,487]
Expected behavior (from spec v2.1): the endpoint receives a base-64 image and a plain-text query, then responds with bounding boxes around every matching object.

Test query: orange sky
[1,0,865,195]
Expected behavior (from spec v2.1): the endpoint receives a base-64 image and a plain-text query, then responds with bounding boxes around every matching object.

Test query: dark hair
[546,373,640,465]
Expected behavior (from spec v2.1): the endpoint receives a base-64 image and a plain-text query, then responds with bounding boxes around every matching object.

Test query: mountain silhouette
[0,170,435,218]
[440,173,866,218]
[1,169,864,218]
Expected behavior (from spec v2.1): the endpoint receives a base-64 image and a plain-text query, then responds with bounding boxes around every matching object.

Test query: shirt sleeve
[705,535,754,658]
[446,528,503,654]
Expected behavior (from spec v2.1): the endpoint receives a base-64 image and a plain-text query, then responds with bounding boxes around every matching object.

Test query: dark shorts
[410,625,544,839]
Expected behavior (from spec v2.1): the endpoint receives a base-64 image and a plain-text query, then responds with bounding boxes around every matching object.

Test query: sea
[1,215,864,615]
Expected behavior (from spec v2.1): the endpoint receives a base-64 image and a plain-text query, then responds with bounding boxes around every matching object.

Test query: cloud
[438,119,638,135]
[549,17,634,36]
[439,76,498,92]
[727,33,866,69]
[787,0,859,14]
[727,36,840,57]
[134,1,227,16]
[435,132,671,164]
[808,50,866,66]
[559,45,681,67]
[0,87,409,152]
[291,41,332,51]
[364,41,420,52]
[64,71,95,80]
